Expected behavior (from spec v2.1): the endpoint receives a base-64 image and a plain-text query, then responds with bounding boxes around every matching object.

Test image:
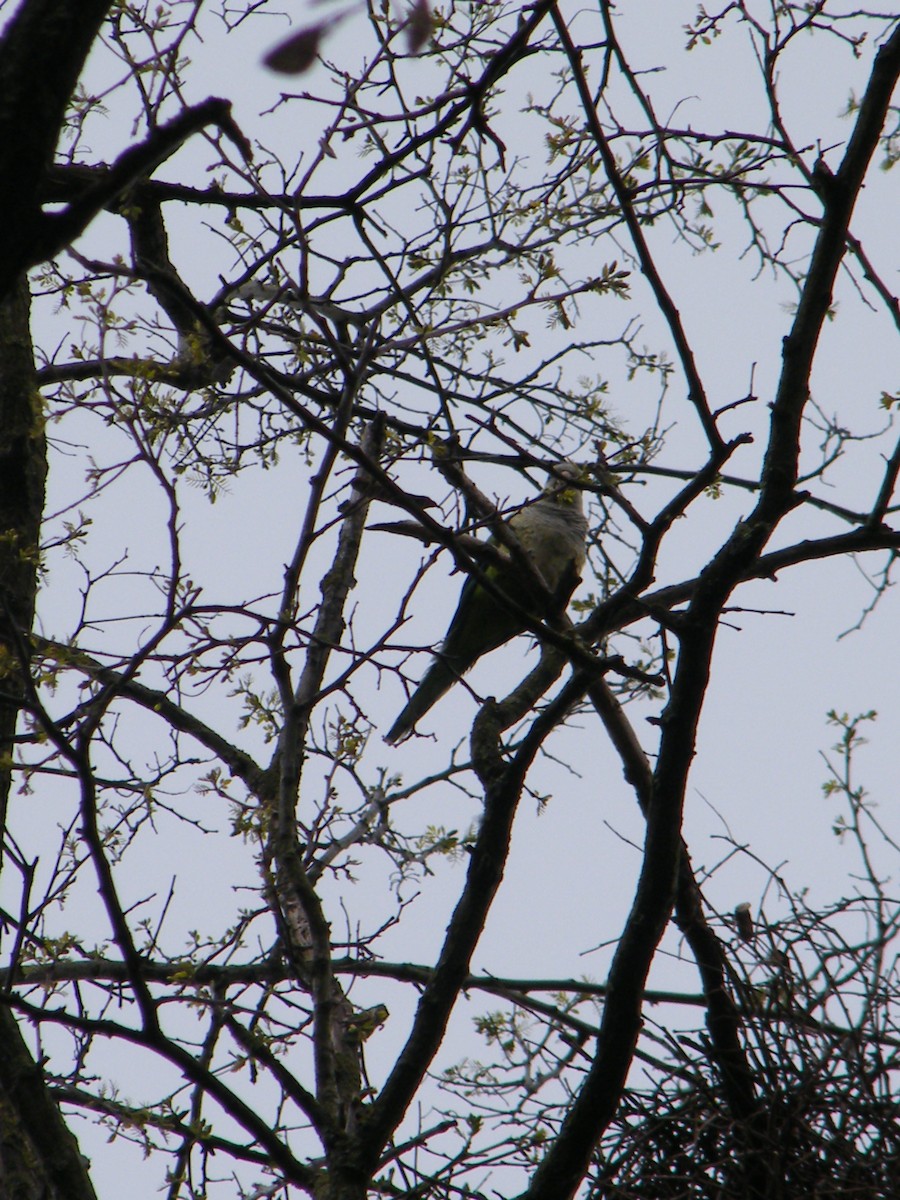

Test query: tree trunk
[0,278,97,1200]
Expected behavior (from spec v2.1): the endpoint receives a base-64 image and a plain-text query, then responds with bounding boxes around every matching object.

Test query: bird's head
[541,461,584,511]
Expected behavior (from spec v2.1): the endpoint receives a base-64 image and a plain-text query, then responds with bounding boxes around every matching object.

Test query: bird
[385,464,588,744]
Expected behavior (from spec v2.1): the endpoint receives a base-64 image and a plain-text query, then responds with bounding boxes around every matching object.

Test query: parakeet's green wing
[384,567,526,745]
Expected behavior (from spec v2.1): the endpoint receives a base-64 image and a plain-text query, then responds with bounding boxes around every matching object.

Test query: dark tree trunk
[0,272,97,1200]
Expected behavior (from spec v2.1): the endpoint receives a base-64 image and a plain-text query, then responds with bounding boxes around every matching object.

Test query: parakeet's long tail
[384,655,466,745]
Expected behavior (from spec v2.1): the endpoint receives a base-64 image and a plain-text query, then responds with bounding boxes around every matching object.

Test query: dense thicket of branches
[1,2,899,1198]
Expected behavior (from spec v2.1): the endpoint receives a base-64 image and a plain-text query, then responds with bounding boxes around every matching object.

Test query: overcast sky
[9,2,899,1195]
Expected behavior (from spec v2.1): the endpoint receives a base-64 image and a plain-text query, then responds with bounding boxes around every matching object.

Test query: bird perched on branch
[385,464,588,744]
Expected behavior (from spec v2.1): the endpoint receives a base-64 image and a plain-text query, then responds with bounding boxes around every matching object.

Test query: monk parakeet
[385,466,587,744]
